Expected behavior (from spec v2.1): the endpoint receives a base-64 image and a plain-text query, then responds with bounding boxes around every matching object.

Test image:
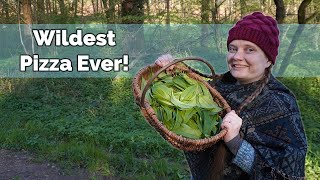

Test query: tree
[201,0,210,23]
[277,0,317,76]
[201,0,210,47]
[120,0,145,74]
[20,0,33,54]
[1,0,10,22]
[36,0,45,23]
[240,0,247,16]
[211,0,226,54]
[101,0,116,23]
[53,0,57,14]
[58,0,67,20]
[91,0,96,14]
[81,0,84,22]
[72,0,78,18]
[46,0,52,14]
[22,0,32,24]
[274,0,286,23]
[121,0,144,24]
[297,0,318,24]
[166,0,170,24]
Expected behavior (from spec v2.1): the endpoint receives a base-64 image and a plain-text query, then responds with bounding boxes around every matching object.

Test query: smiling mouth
[232,64,247,68]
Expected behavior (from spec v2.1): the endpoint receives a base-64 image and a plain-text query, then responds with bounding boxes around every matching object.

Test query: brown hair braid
[236,66,272,114]
[208,65,273,180]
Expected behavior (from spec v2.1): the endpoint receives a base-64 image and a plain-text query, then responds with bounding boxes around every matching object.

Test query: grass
[0,78,188,179]
[0,77,319,179]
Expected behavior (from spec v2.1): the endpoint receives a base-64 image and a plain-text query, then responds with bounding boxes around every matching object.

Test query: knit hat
[227,12,280,64]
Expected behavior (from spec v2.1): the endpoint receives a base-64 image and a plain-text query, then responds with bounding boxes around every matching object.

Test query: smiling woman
[227,40,271,85]
[155,12,308,180]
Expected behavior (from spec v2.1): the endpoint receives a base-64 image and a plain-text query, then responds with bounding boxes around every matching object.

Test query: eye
[246,47,255,53]
[228,46,237,53]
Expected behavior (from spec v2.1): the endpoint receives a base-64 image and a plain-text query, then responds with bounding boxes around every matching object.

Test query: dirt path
[0,149,112,180]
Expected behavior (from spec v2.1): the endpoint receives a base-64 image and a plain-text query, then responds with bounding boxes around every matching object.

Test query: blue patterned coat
[185,72,308,180]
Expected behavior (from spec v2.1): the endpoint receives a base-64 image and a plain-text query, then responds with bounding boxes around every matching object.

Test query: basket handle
[140,57,216,107]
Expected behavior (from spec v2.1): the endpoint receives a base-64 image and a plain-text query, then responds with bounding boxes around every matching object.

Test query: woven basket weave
[132,57,231,151]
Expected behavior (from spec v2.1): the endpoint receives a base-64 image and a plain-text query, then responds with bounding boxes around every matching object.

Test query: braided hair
[209,65,273,180]
[236,65,272,114]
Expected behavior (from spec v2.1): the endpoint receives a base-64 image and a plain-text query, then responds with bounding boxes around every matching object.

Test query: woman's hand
[155,54,175,70]
[221,110,242,142]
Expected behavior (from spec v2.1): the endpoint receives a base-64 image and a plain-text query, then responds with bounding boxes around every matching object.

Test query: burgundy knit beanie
[227,12,280,64]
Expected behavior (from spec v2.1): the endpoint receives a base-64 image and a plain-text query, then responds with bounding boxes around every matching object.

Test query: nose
[233,50,244,61]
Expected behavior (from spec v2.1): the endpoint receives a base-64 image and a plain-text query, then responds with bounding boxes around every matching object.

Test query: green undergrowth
[278,77,320,178]
[0,77,319,179]
[0,78,188,179]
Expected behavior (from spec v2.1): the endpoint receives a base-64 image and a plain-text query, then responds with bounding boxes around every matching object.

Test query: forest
[0,0,319,179]
[0,0,319,24]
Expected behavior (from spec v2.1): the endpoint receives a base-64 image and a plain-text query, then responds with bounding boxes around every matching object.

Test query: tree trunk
[211,0,225,53]
[101,0,107,18]
[37,0,45,23]
[53,0,57,14]
[73,0,78,17]
[274,0,285,23]
[109,0,116,23]
[120,0,145,55]
[118,0,145,79]
[298,0,312,24]
[316,3,320,23]
[121,0,144,24]
[100,0,103,14]
[46,0,51,14]
[146,0,150,22]
[91,0,96,14]
[277,0,312,76]
[103,0,116,23]
[22,0,32,24]
[81,0,84,22]
[181,0,186,19]
[2,1,9,21]
[201,0,210,23]
[96,0,99,13]
[211,0,223,23]
[201,0,210,47]
[166,0,170,24]
[276,25,304,76]
[21,0,33,54]
[58,0,66,16]
[0,2,2,15]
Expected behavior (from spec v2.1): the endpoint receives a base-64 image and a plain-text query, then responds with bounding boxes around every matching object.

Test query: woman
[156,12,307,179]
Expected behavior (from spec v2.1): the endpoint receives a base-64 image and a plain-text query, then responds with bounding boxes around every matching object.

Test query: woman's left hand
[221,110,243,142]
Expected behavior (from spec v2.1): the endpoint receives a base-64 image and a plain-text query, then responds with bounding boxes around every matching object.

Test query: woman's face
[227,40,271,84]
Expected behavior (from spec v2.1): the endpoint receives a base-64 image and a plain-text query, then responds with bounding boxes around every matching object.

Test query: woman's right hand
[221,110,242,142]
[155,54,175,70]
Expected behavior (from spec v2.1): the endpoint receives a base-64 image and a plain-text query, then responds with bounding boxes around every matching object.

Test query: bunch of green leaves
[144,72,222,139]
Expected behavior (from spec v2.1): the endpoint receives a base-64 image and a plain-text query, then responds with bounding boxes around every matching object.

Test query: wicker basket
[132,57,231,151]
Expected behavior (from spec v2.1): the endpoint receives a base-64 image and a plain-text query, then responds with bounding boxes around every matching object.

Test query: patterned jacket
[185,72,308,180]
